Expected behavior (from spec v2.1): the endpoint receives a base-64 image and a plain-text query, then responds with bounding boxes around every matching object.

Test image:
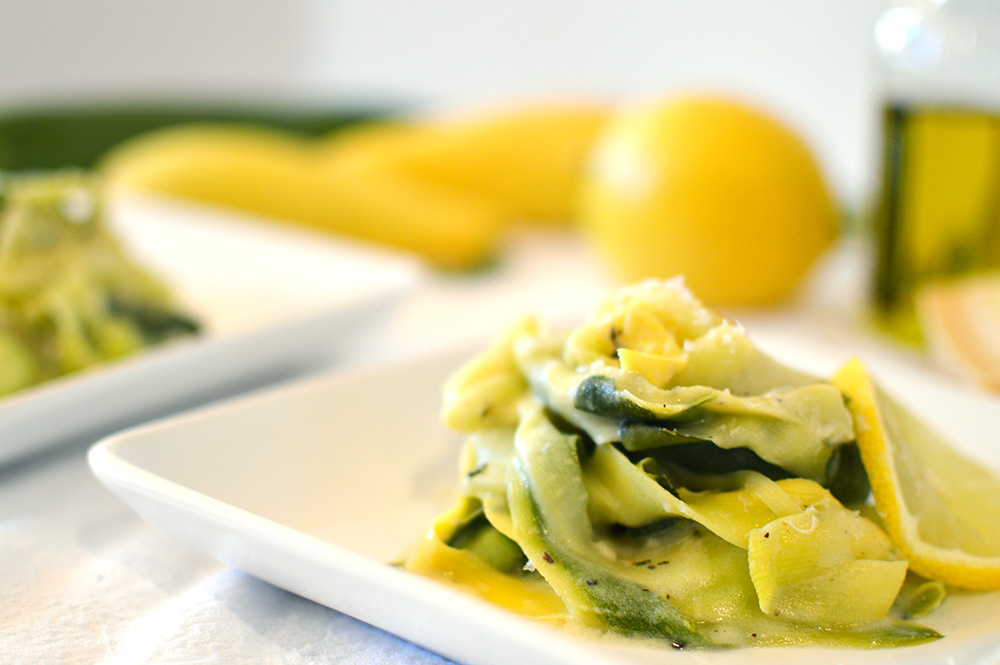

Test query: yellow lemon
[579,95,839,306]
[833,357,1000,590]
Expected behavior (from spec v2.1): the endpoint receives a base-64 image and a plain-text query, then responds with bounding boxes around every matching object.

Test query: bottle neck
[875,0,1000,110]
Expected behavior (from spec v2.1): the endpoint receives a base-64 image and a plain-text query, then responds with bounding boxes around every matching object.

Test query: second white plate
[0,194,421,465]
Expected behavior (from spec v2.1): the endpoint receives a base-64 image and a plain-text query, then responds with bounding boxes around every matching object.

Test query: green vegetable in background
[0,101,384,171]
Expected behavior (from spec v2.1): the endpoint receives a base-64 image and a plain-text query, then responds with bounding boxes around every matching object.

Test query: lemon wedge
[833,358,1000,590]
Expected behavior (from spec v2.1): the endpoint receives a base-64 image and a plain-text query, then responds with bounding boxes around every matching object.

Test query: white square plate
[88,339,1000,665]
[0,194,421,465]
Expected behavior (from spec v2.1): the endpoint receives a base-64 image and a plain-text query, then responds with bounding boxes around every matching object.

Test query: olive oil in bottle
[873,104,1000,340]
[871,0,1000,343]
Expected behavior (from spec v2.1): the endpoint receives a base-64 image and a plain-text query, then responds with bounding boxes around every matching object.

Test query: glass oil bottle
[871,0,1000,342]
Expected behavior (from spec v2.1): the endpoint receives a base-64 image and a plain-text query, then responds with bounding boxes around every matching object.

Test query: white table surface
[0,227,960,664]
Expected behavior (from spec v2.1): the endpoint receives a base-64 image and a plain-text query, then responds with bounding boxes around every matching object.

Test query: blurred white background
[0,0,887,207]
